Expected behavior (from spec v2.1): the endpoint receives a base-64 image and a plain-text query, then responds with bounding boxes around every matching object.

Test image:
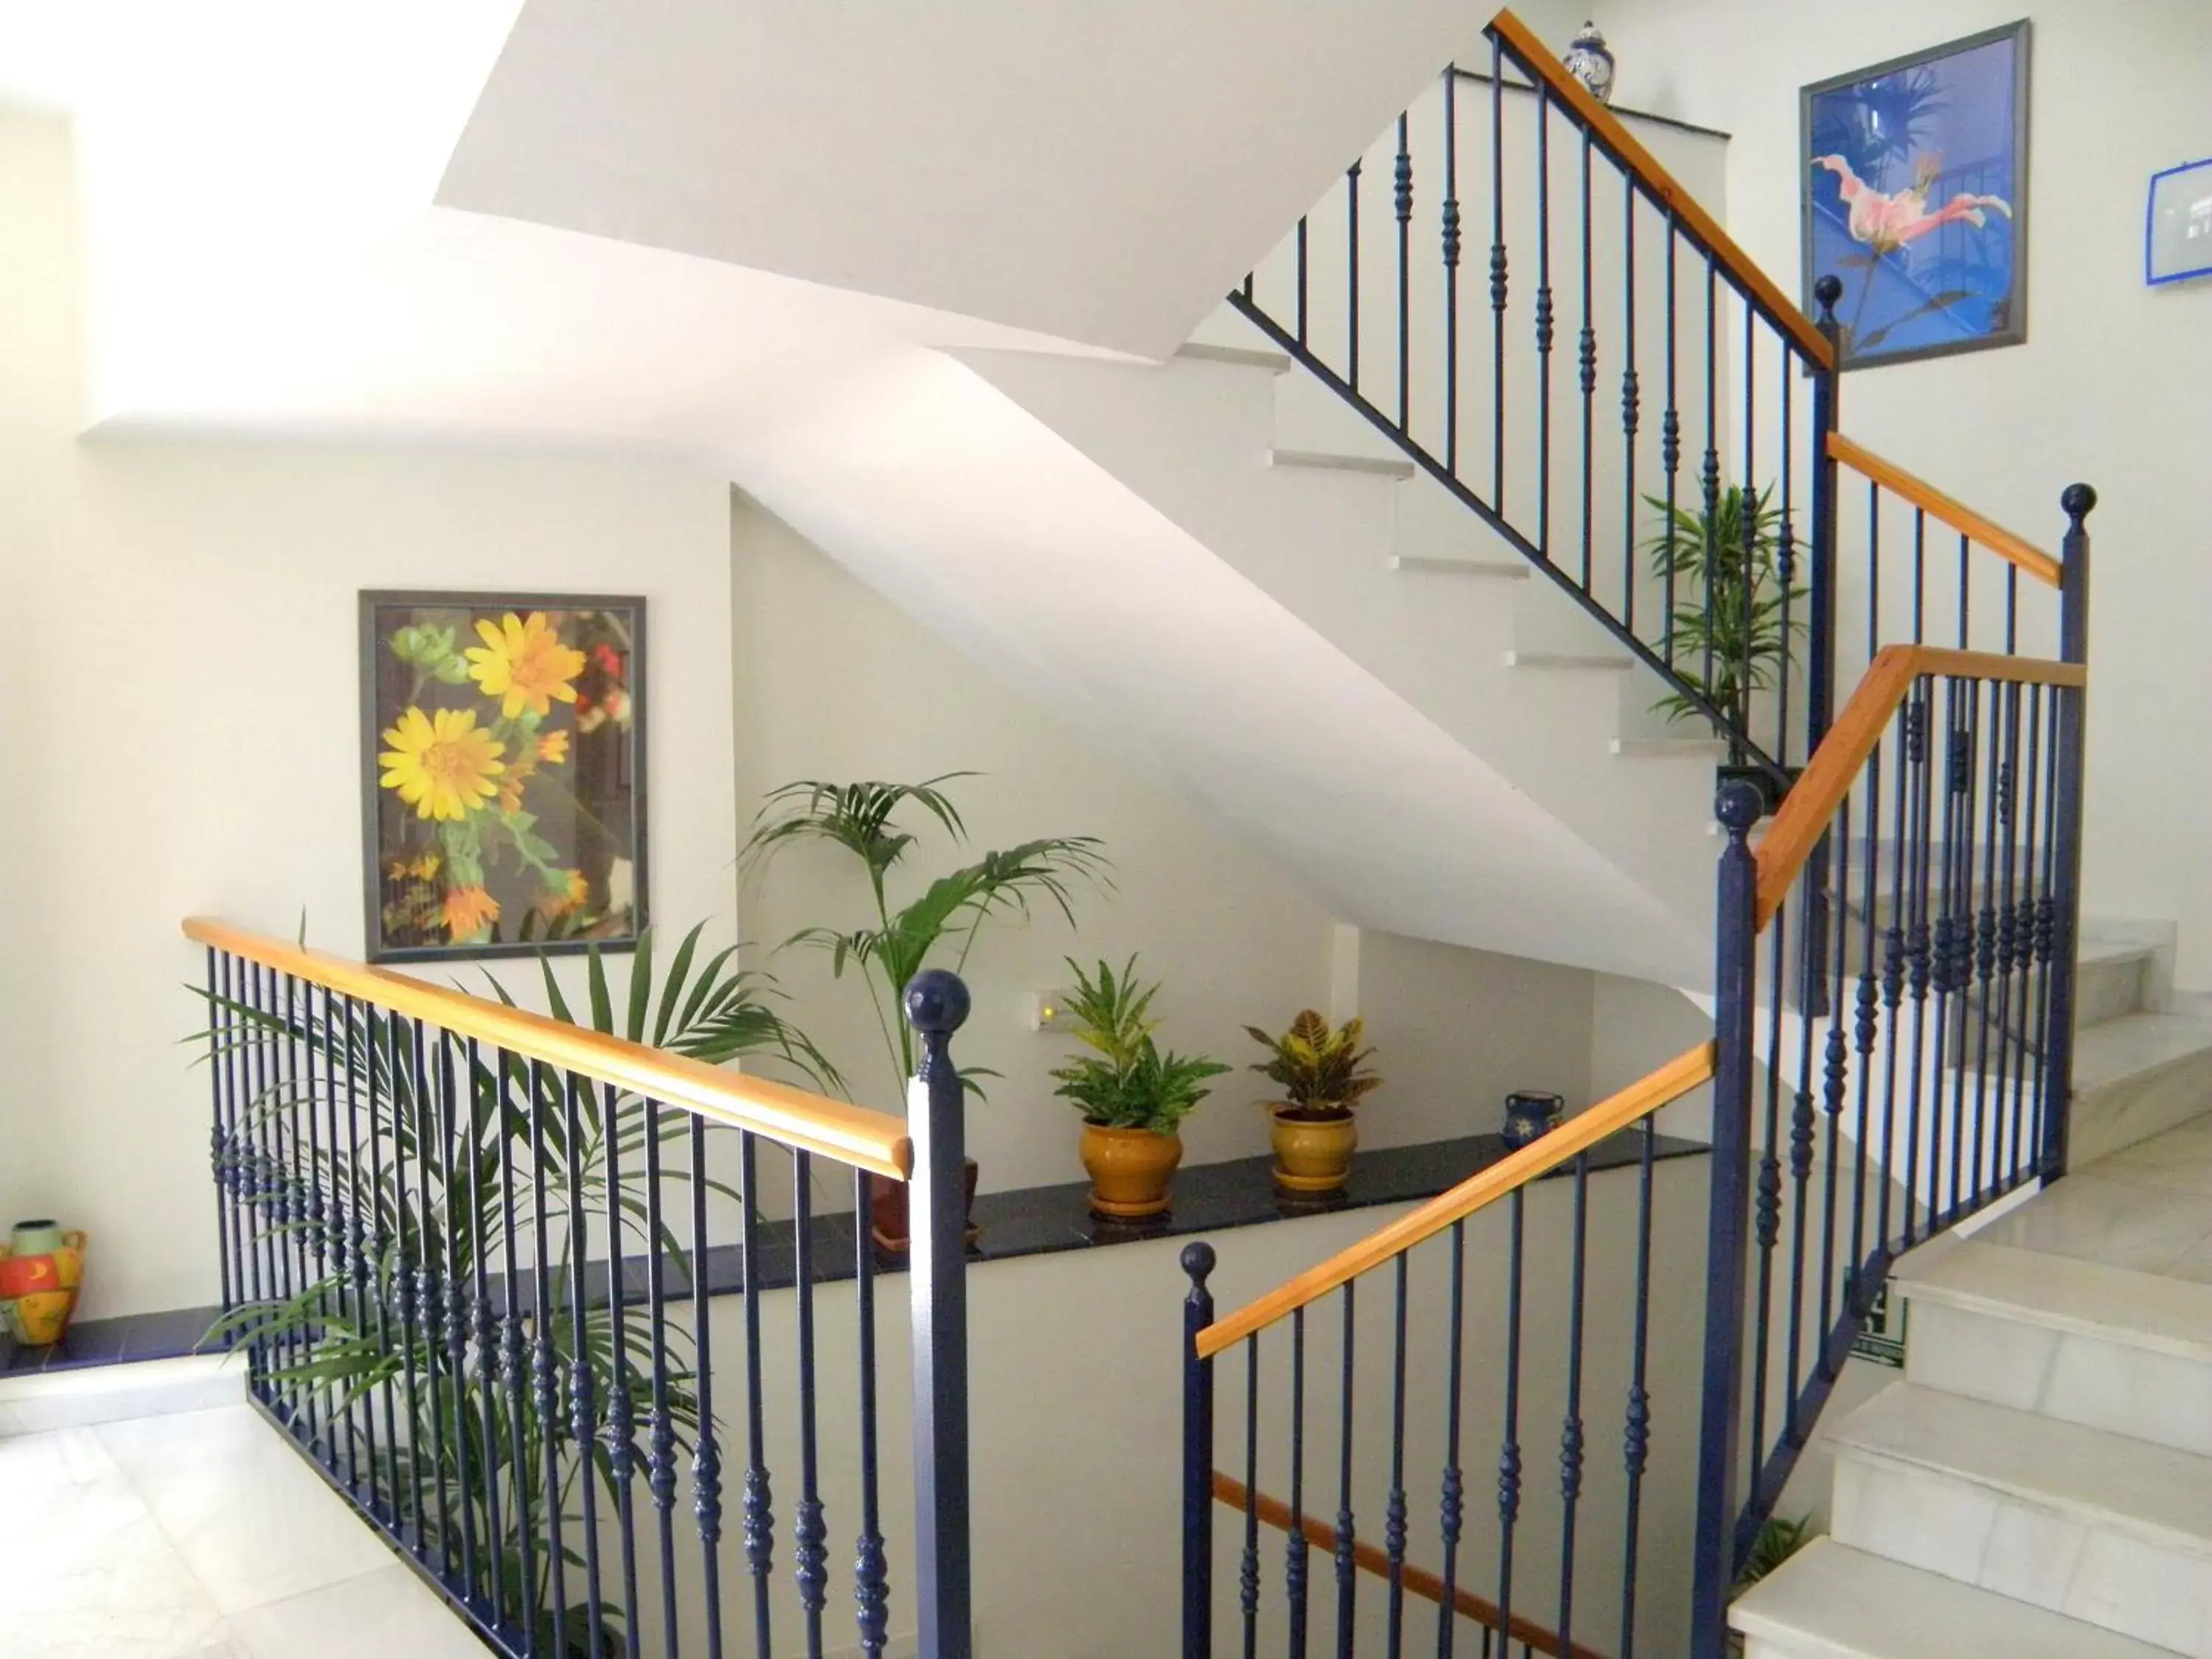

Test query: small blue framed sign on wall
[2148,159,2212,286]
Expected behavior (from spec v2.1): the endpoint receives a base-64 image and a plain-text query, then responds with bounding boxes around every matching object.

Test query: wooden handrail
[1828,434,2063,588]
[1196,1041,1716,1358]
[1488,10,1832,370]
[181,917,914,1180]
[1212,1473,1607,1659]
[1752,647,2087,929]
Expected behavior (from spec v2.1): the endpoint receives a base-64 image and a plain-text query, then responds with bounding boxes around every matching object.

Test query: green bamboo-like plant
[742,775,1110,1105]
[1643,483,1805,738]
[190,924,833,1655]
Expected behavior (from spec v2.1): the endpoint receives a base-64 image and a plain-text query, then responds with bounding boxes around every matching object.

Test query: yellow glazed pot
[1080,1124,1183,1219]
[1270,1109,1358,1194]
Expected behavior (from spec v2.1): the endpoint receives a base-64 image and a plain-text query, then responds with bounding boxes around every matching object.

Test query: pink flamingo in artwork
[1813,153,2013,256]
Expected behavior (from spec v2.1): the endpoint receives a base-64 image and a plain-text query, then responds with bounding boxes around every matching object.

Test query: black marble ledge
[2,1128,1708,1377]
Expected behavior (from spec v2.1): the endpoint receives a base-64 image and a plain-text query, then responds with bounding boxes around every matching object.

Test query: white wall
[1582,0,2212,988]
[0,108,740,1319]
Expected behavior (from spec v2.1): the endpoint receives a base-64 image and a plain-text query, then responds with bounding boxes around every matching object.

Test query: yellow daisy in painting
[379,707,506,822]
[408,852,442,881]
[536,729,569,765]
[539,869,589,918]
[495,748,539,815]
[442,885,500,942]
[464,612,586,720]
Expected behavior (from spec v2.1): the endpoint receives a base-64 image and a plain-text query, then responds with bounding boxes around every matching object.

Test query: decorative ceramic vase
[1501,1091,1565,1151]
[867,1158,981,1253]
[1079,1124,1183,1219]
[1562,21,1615,105]
[1270,1108,1358,1194]
[0,1220,88,1347]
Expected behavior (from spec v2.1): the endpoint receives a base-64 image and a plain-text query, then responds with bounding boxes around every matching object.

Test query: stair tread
[1386,553,1526,577]
[1731,1538,2180,1658]
[1896,1237,2212,1362]
[2074,1012,2212,1091]
[2078,936,2159,969]
[1834,1382,2212,1559]
[1269,446,1416,479]
[1504,650,1632,671]
[1172,341,1291,373]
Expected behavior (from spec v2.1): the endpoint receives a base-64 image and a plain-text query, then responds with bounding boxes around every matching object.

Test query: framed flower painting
[1802,21,2029,371]
[359,591,647,961]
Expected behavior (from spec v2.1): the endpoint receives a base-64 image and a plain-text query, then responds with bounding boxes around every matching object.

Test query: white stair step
[1172,341,1291,374]
[2078,939,2156,1027]
[1386,553,1526,578]
[1731,1537,2180,1658]
[1831,1381,2212,1653]
[2070,1014,2212,1166]
[1503,650,1632,671]
[1897,1239,2212,1455]
[1611,736,1730,759]
[1268,446,1416,479]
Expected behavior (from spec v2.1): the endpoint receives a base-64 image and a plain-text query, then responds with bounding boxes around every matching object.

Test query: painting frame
[1801,20,2031,372]
[2147,159,2212,288]
[358,589,650,964]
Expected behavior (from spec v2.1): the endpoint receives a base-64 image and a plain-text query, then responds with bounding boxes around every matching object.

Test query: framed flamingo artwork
[358,591,648,962]
[1802,21,2030,371]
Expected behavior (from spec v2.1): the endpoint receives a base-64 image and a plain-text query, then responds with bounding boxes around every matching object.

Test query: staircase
[1736,1110,2212,1655]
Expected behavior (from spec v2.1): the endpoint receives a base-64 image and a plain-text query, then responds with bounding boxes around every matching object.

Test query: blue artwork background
[1807,33,2023,366]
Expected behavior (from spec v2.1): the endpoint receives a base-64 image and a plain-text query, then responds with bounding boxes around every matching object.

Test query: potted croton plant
[1246,1010,1381,1194]
[1052,957,1228,1220]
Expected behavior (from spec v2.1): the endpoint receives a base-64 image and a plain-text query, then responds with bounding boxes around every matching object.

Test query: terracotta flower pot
[868,1160,981,1253]
[1080,1124,1183,1219]
[1270,1108,1358,1194]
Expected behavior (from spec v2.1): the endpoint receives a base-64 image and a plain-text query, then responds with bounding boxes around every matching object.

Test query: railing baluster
[565,1071,606,1649]
[639,1095,680,1658]
[1436,1220,1467,1659]
[325,987,362,1497]
[467,1039,508,1635]
[414,1019,452,1576]
[1661,215,1680,665]
[740,1131,775,1654]
[1347,159,1362,395]
[440,1032,477,1604]
[599,1074,641,1658]
[1905,681,1937,1243]
[1619,1119,1655,1658]
[1386,1253,1410,1658]
[529,1060,568,1648]
[1484,47,1502,504]
[795,1151,830,1658]
[1397,114,1413,432]
[1621,175,1640,635]
[1494,1189,1523,1655]
[2045,487,2097,1178]
[1288,1306,1310,1659]
[857,1172,893,1659]
[1296,216,1310,347]
[2018,684,2050,1177]
[1334,1283,1357,1658]
[495,1046,536,1655]
[1578,127,1597,594]
[1701,260,1720,714]
[1442,68,1461,477]
[1242,1339,1262,1659]
[1536,84,1554,559]
[1554,1154,1589,1654]
[691,1116,726,1659]
[206,950,234,1316]
[371,1009,404,1537]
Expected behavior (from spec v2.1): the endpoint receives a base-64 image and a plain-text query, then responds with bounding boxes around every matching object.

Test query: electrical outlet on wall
[1022,990,1077,1033]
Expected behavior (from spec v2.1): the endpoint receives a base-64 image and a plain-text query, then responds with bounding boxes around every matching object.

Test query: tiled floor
[0,1403,486,1659]
[1977,1113,2212,1282]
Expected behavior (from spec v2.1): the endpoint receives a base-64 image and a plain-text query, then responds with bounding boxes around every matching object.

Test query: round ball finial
[902,969,972,1036]
[2061,482,2098,524]
[1180,1241,1217,1287]
[1813,274,1845,315]
[1716,779,1765,833]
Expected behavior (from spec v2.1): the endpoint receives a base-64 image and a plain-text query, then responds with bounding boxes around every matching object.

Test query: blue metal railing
[194,922,976,1659]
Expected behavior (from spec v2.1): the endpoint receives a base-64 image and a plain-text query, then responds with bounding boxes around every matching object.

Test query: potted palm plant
[1245,1011,1381,1194]
[742,775,1108,1249]
[1052,957,1228,1220]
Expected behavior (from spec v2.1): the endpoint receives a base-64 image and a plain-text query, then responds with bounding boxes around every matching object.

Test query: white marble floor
[0,1402,487,1659]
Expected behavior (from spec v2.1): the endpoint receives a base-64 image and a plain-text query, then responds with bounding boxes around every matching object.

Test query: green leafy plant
[1245,1011,1382,1121]
[1735,1513,1816,1592]
[190,925,830,1656]
[1051,956,1229,1135]
[1643,483,1805,737]
[742,775,1109,1105]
